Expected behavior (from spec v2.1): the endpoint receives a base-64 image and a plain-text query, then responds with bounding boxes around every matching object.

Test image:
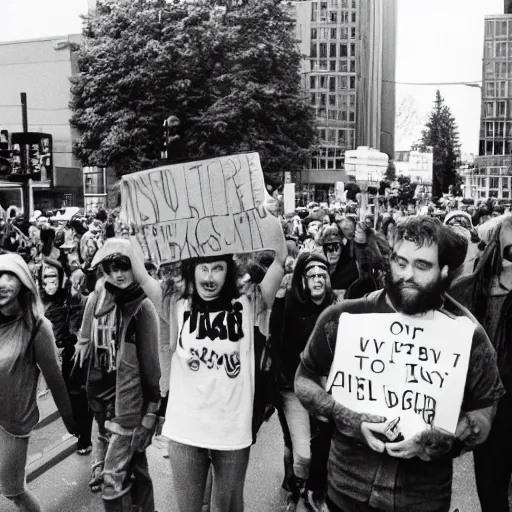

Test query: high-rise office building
[473,13,512,201]
[289,0,396,202]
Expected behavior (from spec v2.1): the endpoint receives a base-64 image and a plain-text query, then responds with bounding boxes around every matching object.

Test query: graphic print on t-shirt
[179,301,245,378]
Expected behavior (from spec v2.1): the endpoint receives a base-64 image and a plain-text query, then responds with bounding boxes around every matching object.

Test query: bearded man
[295,216,504,512]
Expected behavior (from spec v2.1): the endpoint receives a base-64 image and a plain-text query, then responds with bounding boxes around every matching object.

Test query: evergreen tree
[69,0,317,181]
[417,90,461,198]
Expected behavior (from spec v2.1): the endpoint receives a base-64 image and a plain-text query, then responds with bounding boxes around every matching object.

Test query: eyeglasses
[102,258,132,274]
[305,272,328,281]
[325,243,341,253]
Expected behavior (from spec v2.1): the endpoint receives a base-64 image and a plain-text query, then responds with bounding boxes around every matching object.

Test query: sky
[0,0,505,156]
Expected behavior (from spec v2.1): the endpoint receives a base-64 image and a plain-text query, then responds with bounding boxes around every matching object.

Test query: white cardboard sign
[326,311,475,440]
[119,152,283,265]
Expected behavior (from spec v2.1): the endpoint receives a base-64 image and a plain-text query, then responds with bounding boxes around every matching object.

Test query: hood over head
[0,253,38,296]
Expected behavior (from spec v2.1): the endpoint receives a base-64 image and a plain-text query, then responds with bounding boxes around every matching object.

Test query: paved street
[0,412,484,512]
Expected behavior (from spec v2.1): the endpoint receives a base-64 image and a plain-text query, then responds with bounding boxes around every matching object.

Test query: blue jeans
[167,440,250,512]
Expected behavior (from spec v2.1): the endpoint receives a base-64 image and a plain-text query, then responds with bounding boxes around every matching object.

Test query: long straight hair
[7,283,45,371]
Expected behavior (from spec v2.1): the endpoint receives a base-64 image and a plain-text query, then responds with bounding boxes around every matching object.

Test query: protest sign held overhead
[325,311,475,440]
[119,152,284,266]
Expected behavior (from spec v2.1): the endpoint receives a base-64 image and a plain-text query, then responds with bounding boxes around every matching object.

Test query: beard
[384,271,448,316]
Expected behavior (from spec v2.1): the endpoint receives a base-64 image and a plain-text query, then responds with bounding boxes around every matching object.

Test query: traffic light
[28,143,41,174]
[0,130,12,175]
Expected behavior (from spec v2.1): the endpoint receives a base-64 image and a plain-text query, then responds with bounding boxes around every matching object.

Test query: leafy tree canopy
[416,90,460,198]
[70,0,317,181]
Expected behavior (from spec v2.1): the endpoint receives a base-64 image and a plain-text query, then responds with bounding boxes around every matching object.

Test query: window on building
[318,75,326,89]
[350,43,356,56]
[507,122,512,137]
[328,109,337,119]
[496,62,507,78]
[485,41,493,58]
[340,10,348,23]
[499,81,507,96]
[330,43,337,57]
[328,129,336,143]
[341,0,348,6]
[320,43,327,58]
[329,76,336,91]
[503,177,510,189]
[310,60,317,71]
[310,76,316,89]
[486,122,494,137]
[496,140,504,154]
[486,20,494,38]
[490,177,500,189]
[339,59,348,72]
[320,1,327,20]
[350,76,356,89]
[331,28,337,39]
[339,76,348,89]
[351,12,356,23]
[348,94,355,108]
[496,121,505,136]
[319,129,326,141]
[320,27,329,39]
[311,28,318,40]
[350,59,356,72]
[310,93,316,105]
[311,2,318,21]
[311,43,317,58]
[497,20,507,37]
[349,111,355,122]
[486,102,494,117]
[340,27,348,39]
[340,43,348,57]
[330,60,336,71]
[320,93,326,106]
[486,82,495,97]
[498,101,506,116]
[351,27,356,38]
[330,11,337,23]
[485,62,494,78]
[340,111,347,121]
[351,0,356,7]
[330,0,338,7]
[487,141,494,154]
[497,42,507,58]
[320,60,328,70]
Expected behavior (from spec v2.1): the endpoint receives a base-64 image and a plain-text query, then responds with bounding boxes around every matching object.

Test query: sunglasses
[102,258,132,274]
[325,243,341,253]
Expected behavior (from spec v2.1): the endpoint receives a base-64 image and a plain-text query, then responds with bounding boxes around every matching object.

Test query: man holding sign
[295,216,504,512]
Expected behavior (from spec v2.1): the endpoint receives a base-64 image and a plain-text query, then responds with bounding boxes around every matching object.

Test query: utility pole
[20,92,33,218]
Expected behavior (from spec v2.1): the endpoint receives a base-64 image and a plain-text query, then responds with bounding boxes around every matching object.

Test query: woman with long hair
[160,243,286,511]
[0,253,77,511]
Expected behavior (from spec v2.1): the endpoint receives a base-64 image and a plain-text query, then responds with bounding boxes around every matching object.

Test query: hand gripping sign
[326,311,474,440]
[119,152,284,266]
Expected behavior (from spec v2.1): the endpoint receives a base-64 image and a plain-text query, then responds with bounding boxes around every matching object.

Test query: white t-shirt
[163,291,267,450]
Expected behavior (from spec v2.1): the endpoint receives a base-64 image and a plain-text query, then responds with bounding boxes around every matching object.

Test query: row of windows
[309,75,357,92]
[473,167,511,175]
[311,26,356,40]
[311,93,355,112]
[484,101,508,118]
[473,175,510,190]
[322,0,357,9]
[485,19,512,40]
[315,108,357,121]
[483,121,512,138]
[318,128,355,146]
[479,139,512,156]
[484,61,512,79]
[311,42,356,59]
[484,41,512,59]
[312,147,346,158]
[485,80,510,98]
[312,9,357,24]
[310,59,357,72]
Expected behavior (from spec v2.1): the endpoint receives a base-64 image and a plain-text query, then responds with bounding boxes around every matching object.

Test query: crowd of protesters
[1,187,512,512]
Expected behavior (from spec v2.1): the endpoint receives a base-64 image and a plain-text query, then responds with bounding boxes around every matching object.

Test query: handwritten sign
[119,153,284,266]
[326,311,475,439]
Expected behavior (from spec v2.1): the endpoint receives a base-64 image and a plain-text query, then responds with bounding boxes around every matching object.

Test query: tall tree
[69,0,317,183]
[417,90,461,197]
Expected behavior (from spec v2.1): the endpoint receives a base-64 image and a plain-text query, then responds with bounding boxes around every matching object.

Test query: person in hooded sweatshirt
[74,238,162,512]
[270,252,338,511]
[0,253,77,512]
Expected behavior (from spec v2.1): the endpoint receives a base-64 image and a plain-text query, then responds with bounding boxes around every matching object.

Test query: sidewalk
[0,412,482,512]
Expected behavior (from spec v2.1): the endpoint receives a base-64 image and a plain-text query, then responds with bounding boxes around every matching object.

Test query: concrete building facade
[290,0,396,203]
[474,13,512,202]
[0,34,84,210]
